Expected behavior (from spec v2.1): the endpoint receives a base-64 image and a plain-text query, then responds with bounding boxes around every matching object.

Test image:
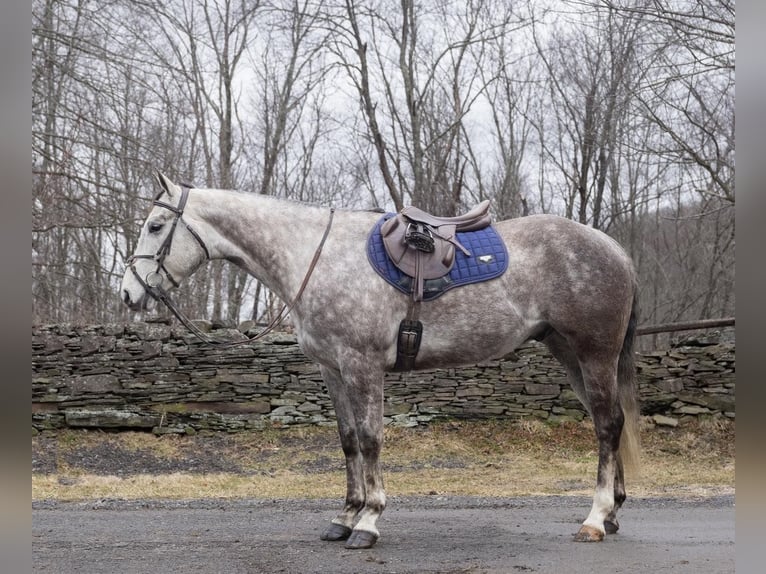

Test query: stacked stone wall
[32,324,735,433]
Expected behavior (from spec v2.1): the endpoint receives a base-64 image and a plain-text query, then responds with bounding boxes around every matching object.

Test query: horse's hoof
[320,523,352,541]
[604,519,620,534]
[574,525,605,542]
[345,530,379,549]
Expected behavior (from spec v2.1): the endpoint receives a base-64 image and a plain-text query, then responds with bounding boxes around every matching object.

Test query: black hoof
[345,530,379,549]
[604,519,620,534]
[320,523,352,541]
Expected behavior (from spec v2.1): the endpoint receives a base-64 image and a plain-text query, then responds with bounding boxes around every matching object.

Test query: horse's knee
[356,427,384,460]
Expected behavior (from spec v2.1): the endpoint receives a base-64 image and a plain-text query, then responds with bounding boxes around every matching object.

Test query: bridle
[127,185,208,292]
[127,184,335,346]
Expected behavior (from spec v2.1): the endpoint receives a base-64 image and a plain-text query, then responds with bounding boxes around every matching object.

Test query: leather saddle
[380,200,492,301]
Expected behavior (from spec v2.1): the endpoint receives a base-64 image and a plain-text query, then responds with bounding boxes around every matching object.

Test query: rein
[128,185,335,347]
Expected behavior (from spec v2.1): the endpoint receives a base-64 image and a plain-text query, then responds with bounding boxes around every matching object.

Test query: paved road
[33,495,734,573]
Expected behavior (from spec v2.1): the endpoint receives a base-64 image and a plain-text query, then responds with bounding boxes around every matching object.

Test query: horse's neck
[190,189,329,302]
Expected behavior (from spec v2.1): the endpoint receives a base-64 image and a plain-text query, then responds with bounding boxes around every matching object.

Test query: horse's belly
[410,320,531,370]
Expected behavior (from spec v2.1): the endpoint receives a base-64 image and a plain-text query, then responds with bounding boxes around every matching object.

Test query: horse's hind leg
[605,456,626,534]
[574,357,625,542]
[542,331,588,410]
[319,365,364,542]
[544,333,626,536]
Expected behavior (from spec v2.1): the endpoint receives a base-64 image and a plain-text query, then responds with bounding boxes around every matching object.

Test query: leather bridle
[127,184,209,293]
[127,184,335,346]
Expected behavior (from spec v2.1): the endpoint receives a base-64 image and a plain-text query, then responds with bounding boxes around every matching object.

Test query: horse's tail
[617,288,641,475]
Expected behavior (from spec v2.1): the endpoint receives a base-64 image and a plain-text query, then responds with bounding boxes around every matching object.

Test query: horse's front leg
[319,365,365,542]
[336,360,386,549]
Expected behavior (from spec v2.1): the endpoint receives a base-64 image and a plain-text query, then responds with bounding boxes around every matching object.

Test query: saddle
[380,200,492,302]
[378,200,494,372]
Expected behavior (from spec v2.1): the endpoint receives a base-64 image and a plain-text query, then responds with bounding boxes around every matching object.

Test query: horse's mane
[198,187,385,214]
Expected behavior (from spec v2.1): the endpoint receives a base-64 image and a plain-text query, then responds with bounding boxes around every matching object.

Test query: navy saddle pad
[366,213,509,301]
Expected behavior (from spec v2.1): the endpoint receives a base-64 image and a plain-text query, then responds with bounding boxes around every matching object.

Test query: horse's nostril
[122,290,131,305]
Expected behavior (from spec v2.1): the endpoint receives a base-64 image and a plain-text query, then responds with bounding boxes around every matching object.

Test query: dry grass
[32,417,734,501]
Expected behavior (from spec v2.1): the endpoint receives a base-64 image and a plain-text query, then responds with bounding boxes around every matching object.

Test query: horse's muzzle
[122,288,150,311]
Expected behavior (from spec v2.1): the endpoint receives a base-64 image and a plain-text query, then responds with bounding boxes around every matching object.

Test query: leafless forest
[32,0,734,342]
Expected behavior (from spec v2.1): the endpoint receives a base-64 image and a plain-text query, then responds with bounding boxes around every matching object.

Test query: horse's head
[120,171,210,311]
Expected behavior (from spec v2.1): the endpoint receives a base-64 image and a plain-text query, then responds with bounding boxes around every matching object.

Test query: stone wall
[32,324,735,434]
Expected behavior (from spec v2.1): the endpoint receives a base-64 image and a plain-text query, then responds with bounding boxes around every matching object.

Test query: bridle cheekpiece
[127,184,209,298]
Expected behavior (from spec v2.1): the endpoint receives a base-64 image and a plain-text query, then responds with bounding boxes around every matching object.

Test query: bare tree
[627,0,735,205]
[605,0,735,333]
[334,0,522,215]
[32,0,734,334]
[239,0,337,321]
[530,2,646,229]
[33,0,161,323]
[467,5,536,219]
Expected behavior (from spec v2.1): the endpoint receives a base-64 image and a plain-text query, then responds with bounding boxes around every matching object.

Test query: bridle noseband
[127,184,335,346]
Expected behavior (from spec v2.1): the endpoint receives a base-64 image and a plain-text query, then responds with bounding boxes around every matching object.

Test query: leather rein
[127,185,335,347]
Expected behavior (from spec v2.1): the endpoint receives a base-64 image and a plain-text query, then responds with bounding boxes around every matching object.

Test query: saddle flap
[381,216,455,279]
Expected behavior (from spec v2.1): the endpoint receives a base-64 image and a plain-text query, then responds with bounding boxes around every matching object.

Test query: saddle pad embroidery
[366,213,509,301]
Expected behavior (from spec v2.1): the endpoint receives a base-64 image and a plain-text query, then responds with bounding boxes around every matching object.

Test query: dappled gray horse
[120,172,640,549]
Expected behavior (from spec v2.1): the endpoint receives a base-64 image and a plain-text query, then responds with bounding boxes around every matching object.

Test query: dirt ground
[32,418,735,500]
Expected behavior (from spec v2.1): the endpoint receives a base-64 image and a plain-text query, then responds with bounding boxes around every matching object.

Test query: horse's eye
[148,222,164,234]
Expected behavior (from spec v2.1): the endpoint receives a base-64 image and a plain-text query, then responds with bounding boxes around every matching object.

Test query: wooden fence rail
[636,317,735,336]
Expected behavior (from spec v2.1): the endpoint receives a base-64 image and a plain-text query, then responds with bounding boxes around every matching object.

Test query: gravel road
[33,494,734,573]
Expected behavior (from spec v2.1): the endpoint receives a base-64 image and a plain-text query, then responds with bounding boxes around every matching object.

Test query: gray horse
[120,172,640,549]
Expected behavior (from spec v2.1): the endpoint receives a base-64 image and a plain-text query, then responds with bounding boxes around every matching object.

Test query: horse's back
[498,213,627,253]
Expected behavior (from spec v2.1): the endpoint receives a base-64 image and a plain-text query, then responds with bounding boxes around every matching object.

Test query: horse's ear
[153,169,176,198]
